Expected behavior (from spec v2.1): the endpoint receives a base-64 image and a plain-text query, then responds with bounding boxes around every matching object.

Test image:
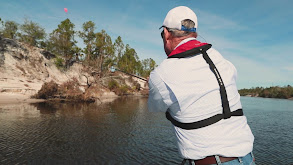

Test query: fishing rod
[110,66,147,82]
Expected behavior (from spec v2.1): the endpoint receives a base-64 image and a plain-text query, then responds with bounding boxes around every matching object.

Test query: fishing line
[110,66,147,81]
[197,34,207,43]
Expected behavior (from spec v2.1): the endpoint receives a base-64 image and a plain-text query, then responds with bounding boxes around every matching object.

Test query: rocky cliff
[0,37,148,103]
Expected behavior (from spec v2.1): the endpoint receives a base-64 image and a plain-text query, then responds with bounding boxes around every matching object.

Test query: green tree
[141,58,157,77]
[0,19,2,37]
[102,36,125,74]
[118,44,140,74]
[260,89,270,98]
[0,18,3,36]
[48,18,76,68]
[240,85,293,99]
[94,30,114,74]
[18,19,46,47]
[114,36,124,62]
[286,85,293,97]
[78,21,96,64]
[2,20,18,39]
[72,46,82,61]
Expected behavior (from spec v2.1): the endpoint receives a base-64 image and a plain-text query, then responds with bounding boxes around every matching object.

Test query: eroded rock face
[0,53,4,66]
[0,37,148,102]
[0,37,29,61]
[0,36,6,66]
[0,37,91,98]
[40,50,56,60]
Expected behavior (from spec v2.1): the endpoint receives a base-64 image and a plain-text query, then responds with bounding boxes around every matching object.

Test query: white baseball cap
[160,6,198,32]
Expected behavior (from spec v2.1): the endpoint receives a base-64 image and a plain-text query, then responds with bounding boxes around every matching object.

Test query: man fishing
[148,6,255,165]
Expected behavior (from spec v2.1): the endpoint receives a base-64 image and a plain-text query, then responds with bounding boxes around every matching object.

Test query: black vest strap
[166,109,243,130]
[201,45,231,119]
[166,44,243,130]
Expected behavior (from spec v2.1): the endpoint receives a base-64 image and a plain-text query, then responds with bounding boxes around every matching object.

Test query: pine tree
[48,18,76,68]
[1,20,18,39]
[118,44,139,74]
[19,19,46,47]
[114,36,124,63]
[78,21,96,64]
[94,29,114,75]
[141,58,157,77]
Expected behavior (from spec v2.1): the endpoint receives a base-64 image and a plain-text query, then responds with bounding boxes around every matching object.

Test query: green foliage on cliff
[107,79,131,96]
[1,20,18,39]
[18,19,46,47]
[239,85,293,99]
[54,57,64,69]
[108,79,119,90]
[0,18,157,77]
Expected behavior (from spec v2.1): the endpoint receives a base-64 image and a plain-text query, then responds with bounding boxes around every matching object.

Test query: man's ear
[164,28,171,40]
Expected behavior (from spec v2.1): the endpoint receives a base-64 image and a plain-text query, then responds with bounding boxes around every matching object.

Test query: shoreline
[1,93,291,106]
[241,95,293,100]
[0,93,45,105]
[0,92,148,106]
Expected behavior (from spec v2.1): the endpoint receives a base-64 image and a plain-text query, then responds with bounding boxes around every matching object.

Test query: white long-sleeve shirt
[148,39,254,160]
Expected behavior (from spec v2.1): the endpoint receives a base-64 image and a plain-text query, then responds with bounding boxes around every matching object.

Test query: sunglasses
[161,26,172,39]
[161,30,164,39]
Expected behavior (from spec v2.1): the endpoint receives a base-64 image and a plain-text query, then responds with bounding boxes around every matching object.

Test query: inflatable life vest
[165,44,243,130]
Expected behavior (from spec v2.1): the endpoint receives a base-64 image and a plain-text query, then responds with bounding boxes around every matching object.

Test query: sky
[0,0,292,89]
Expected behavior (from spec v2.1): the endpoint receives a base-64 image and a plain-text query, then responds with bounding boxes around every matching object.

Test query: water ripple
[1,97,292,164]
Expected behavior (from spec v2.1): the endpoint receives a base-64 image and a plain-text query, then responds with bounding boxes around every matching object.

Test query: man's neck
[174,37,197,50]
[167,39,208,57]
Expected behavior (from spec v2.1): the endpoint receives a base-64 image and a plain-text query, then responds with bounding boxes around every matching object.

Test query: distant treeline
[0,17,157,78]
[239,85,293,99]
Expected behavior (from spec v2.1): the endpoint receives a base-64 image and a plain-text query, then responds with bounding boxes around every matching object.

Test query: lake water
[0,97,292,164]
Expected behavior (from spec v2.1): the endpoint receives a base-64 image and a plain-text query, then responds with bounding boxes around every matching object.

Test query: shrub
[108,79,119,90]
[119,85,129,95]
[33,80,58,99]
[60,77,80,93]
[54,57,64,69]
[134,82,141,91]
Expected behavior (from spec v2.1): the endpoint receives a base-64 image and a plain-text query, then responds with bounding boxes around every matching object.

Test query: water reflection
[2,97,291,164]
[0,97,179,164]
[32,102,58,114]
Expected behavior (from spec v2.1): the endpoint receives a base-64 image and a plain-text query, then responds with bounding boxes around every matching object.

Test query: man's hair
[169,19,197,38]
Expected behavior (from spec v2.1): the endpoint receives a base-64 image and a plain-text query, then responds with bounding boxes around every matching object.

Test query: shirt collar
[174,37,197,50]
[168,38,209,57]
